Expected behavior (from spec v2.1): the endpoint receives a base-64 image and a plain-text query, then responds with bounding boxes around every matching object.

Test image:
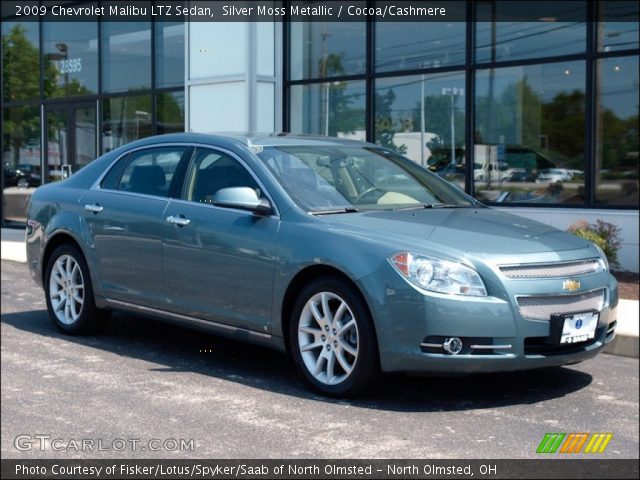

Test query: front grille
[516,289,605,320]
[500,259,601,279]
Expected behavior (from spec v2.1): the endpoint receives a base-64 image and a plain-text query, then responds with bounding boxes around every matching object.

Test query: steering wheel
[354,187,386,205]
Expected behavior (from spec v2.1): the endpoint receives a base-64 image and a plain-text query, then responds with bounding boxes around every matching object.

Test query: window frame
[175,146,280,217]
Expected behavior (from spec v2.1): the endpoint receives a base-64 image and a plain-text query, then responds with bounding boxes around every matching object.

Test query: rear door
[81,145,192,307]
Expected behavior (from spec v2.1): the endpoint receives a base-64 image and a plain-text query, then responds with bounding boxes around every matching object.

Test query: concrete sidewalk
[2,227,638,357]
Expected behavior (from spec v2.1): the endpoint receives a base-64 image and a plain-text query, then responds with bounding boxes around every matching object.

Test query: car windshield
[256,145,476,212]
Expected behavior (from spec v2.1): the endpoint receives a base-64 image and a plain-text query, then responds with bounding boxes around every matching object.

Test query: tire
[289,275,379,397]
[44,244,110,334]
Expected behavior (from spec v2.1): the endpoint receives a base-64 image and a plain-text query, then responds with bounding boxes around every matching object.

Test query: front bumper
[364,264,618,374]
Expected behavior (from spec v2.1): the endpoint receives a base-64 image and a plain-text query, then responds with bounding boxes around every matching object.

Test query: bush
[567,220,622,270]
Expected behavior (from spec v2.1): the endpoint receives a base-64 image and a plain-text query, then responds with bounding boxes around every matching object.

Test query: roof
[148,132,375,148]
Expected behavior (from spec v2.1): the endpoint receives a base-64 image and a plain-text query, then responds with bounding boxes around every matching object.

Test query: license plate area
[549,311,599,345]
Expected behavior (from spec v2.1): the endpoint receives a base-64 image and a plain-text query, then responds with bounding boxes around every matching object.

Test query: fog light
[443,337,463,355]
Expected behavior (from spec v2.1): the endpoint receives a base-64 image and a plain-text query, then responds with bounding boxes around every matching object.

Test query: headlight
[593,244,609,272]
[389,252,487,297]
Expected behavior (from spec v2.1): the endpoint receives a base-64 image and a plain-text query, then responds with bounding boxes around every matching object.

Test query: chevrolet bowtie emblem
[563,280,581,292]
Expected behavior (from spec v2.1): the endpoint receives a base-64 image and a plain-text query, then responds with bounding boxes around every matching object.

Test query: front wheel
[45,244,110,334]
[289,276,379,397]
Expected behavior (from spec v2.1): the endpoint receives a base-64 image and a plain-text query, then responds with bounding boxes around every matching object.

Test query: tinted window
[475,1,586,63]
[290,81,366,139]
[100,154,129,190]
[289,22,366,80]
[101,94,152,153]
[595,56,639,205]
[156,91,185,134]
[374,71,466,190]
[474,61,586,204]
[116,147,188,197]
[185,149,261,204]
[101,21,151,93]
[43,19,98,97]
[2,21,40,102]
[598,1,639,52]
[155,21,185,88]
[375,20,466,72]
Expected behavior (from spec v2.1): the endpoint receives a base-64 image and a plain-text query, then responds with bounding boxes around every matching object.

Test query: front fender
[270,218,393,339]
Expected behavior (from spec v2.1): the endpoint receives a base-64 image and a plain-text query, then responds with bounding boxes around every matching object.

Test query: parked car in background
[3,163,41,189]
[26,133,618,397]
[505,169,538,183]
[537,168,574,183]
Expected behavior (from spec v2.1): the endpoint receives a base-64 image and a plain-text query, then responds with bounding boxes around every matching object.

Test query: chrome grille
[500,259,601,279]
[516,289,605,320]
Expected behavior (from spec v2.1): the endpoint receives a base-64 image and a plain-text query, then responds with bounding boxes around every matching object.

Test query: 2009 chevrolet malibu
[27,133,618,397]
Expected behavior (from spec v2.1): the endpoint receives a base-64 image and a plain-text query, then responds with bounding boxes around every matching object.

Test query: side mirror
[213,187,272,216]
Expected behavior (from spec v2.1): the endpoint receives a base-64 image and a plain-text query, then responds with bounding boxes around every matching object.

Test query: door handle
[84,203,103,214]
[166,215,191,227]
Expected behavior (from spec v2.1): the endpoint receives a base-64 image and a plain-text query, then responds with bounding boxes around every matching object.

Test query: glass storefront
[286,0,639,209]
[1,13,185,223]
[290,81,366,140]
[475,61,586,204]
[595,55,639,205]
[101,21,152,93]
[374,72,466,188]
[475,1,587,63]
[43,20,98,97]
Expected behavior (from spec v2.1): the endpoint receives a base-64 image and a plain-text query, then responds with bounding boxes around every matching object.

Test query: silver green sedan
[26,133,618,397]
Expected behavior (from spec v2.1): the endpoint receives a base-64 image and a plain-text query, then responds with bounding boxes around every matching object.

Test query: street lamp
[441,87,464,166]
[55,43,69,95]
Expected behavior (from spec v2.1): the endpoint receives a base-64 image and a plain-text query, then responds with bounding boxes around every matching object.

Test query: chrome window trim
[89,142,280,218]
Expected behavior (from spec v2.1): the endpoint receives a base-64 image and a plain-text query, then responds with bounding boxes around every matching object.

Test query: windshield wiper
[311,207,359,215]
[394,203,467,211]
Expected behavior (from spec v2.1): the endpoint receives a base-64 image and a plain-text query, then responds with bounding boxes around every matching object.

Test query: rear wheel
[290,276,379,397]
[45,244,110,334]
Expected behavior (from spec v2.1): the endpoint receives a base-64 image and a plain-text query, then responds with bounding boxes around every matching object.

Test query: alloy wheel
[48,254,84,325]
[297,291,359,385]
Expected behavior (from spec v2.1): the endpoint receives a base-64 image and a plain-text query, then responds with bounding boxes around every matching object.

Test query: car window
[184,148,262,205]
[115,147,188,198]
[257,146,472,211]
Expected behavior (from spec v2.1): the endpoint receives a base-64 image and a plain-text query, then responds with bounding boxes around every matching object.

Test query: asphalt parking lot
[1,259,638,459]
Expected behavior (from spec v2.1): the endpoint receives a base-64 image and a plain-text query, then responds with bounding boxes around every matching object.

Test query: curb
[1,240,26,263]
[604,299,639,358]
[604,335,639,358]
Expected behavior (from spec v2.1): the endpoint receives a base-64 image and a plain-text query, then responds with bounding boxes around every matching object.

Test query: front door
[45,102,97,182]
[162,147,279,333]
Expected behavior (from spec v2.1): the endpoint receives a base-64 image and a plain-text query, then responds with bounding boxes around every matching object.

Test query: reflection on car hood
[323,207,590,255]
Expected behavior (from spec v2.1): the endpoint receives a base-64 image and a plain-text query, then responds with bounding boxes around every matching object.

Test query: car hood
[323,207,591,256]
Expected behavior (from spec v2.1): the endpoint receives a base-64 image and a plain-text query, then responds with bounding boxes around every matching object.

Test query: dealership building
[2,1,639,271]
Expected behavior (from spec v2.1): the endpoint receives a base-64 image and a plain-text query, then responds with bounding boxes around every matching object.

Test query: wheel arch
[279,264,379,354]
[41,231,86,286]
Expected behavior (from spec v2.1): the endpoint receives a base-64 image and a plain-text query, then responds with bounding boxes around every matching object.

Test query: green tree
[374,89,407,154]
[2,25,43,166]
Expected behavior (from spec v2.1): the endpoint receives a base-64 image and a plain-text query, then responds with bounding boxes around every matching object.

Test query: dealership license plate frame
[549,311,599,345]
